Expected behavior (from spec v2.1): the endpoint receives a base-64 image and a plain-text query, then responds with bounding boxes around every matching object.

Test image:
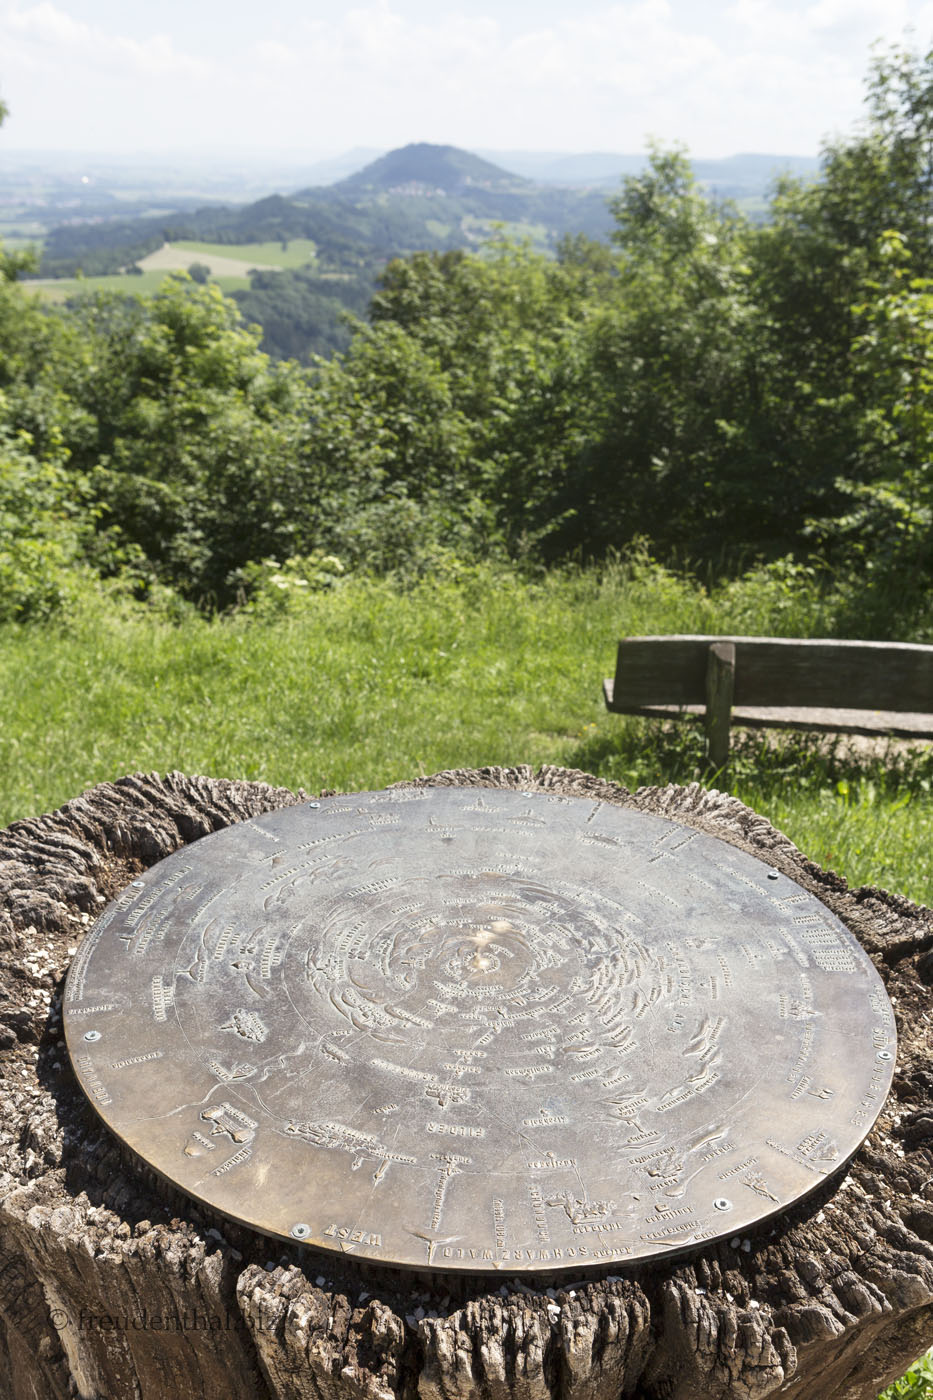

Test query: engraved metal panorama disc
[64,787,896,1273]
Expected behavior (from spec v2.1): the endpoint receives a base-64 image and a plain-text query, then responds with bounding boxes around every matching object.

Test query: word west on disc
[64,787,896,1272]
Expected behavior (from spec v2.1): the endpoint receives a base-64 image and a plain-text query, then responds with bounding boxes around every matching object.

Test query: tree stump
[0,765,931,1400]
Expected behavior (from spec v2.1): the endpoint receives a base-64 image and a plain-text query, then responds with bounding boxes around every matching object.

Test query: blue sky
[2,0,933,156]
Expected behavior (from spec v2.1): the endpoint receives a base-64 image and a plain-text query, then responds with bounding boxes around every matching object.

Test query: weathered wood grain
[0,767,930,1400]
[602,682,933,738]
[609,636,933,714]
[705,641,736,766]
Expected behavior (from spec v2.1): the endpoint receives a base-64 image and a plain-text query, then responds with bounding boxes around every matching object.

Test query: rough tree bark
[0,765,931,1400]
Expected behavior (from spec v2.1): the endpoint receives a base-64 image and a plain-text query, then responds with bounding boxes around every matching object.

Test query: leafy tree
[0,430,95,621]
[806,230,933,588]
[0,98,35,283]
[557,147,779,558]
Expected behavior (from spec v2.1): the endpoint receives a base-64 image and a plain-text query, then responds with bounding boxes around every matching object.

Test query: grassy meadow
[2,557,930,908]
[29,268,252,301]
[170,237,318,268]
[25,236,318,303]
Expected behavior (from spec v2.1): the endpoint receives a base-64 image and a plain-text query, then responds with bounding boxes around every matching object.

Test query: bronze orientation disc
[64,787,896,1272]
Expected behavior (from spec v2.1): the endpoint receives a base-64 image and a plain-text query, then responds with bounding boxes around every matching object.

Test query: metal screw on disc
[713,1198,732,1211]
[131,880,145,887]
[767,871,779,881]
[877,1050,894,1061]
[290,1223,311,1239]
[83,1030,101,1043]
[308,803,320,809]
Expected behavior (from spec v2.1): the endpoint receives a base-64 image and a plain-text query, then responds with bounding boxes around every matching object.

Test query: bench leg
[705,641,735,768]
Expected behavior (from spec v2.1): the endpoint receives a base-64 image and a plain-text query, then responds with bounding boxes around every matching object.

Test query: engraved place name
[438,1244,614,1263]
[852,1059,892,1126]
[347,878,405,898]
[323,1224,383,1247]
[110,1050,164,1070]
[151,973,174,1022]
[372,1058,437,1084]
[66,1003,120,1017]
[245,821,281,843]
[787,1022,815,1082]
[641,1220,700,1242]
[75,1054,112,1105]
[210,1147,251,1176]
[184,1131,216,1155]
[657,1069,719,1112]
[259,864,309,890]
[63,922,107,1001]
[719,1155,757,1179]
[298,828,367,851]
[493,1198,506,1250]
[430,1153,469,1228]
[529,1183,550,1242]
[765,1137,831,1174]
[427,1122,485,1138]
[870,988,896,1036]
[133,907,179,956]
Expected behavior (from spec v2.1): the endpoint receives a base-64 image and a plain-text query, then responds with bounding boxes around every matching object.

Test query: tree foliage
[3,46,933,620]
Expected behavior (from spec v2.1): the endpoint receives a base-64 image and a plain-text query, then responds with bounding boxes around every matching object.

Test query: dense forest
[1,45,932,632]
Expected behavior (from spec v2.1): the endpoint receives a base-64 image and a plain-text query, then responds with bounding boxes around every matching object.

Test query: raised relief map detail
[63,788,896,1272]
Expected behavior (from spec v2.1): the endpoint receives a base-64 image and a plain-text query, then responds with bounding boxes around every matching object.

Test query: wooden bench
[603,634,933,765]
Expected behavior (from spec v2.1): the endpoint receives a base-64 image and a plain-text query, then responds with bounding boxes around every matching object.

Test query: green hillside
[334,142,532,192]
[29,143,614,360]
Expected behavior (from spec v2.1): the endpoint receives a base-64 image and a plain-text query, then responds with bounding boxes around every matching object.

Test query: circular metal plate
[64,788,896,1272]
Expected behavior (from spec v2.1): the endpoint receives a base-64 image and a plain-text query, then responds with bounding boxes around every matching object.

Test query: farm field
[1,563,930,909]
[135,241,282,277]
[23,237,319,302]
[171,237,318,268]
[27,268,251,301]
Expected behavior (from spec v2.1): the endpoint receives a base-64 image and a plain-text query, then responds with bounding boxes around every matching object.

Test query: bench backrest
[613,635,933,713]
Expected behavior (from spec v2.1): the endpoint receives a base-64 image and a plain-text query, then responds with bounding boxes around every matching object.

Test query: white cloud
[3,2,210,80]
[2,0,932,153]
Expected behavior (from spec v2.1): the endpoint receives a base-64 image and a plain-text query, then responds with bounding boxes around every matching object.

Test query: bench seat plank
[603,679,933,739]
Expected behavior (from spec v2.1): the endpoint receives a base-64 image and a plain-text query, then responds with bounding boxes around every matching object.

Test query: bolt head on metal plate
[63,787,896,1273]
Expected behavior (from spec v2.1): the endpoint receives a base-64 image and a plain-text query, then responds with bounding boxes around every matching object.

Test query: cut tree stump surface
[0,766,931,1400]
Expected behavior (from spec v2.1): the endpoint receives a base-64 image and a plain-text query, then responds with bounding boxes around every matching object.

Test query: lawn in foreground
[0,562,930,907]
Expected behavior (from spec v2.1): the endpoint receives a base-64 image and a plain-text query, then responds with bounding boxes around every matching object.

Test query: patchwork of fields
[23,236,318,302]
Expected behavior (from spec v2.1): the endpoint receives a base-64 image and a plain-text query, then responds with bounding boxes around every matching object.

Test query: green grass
[28,270,251,302]
[462,215,552,250]
[30,270,173,302]
[0,559,930,907]
[880,1349,933,1398]
[173,238,317,268]
[209,275,251,294]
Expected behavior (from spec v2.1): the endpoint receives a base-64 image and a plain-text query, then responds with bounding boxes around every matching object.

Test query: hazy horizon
[1,0,932,158]
[0,142,821,164]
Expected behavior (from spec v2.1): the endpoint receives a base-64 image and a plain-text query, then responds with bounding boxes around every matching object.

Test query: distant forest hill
[30,142,818,362]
